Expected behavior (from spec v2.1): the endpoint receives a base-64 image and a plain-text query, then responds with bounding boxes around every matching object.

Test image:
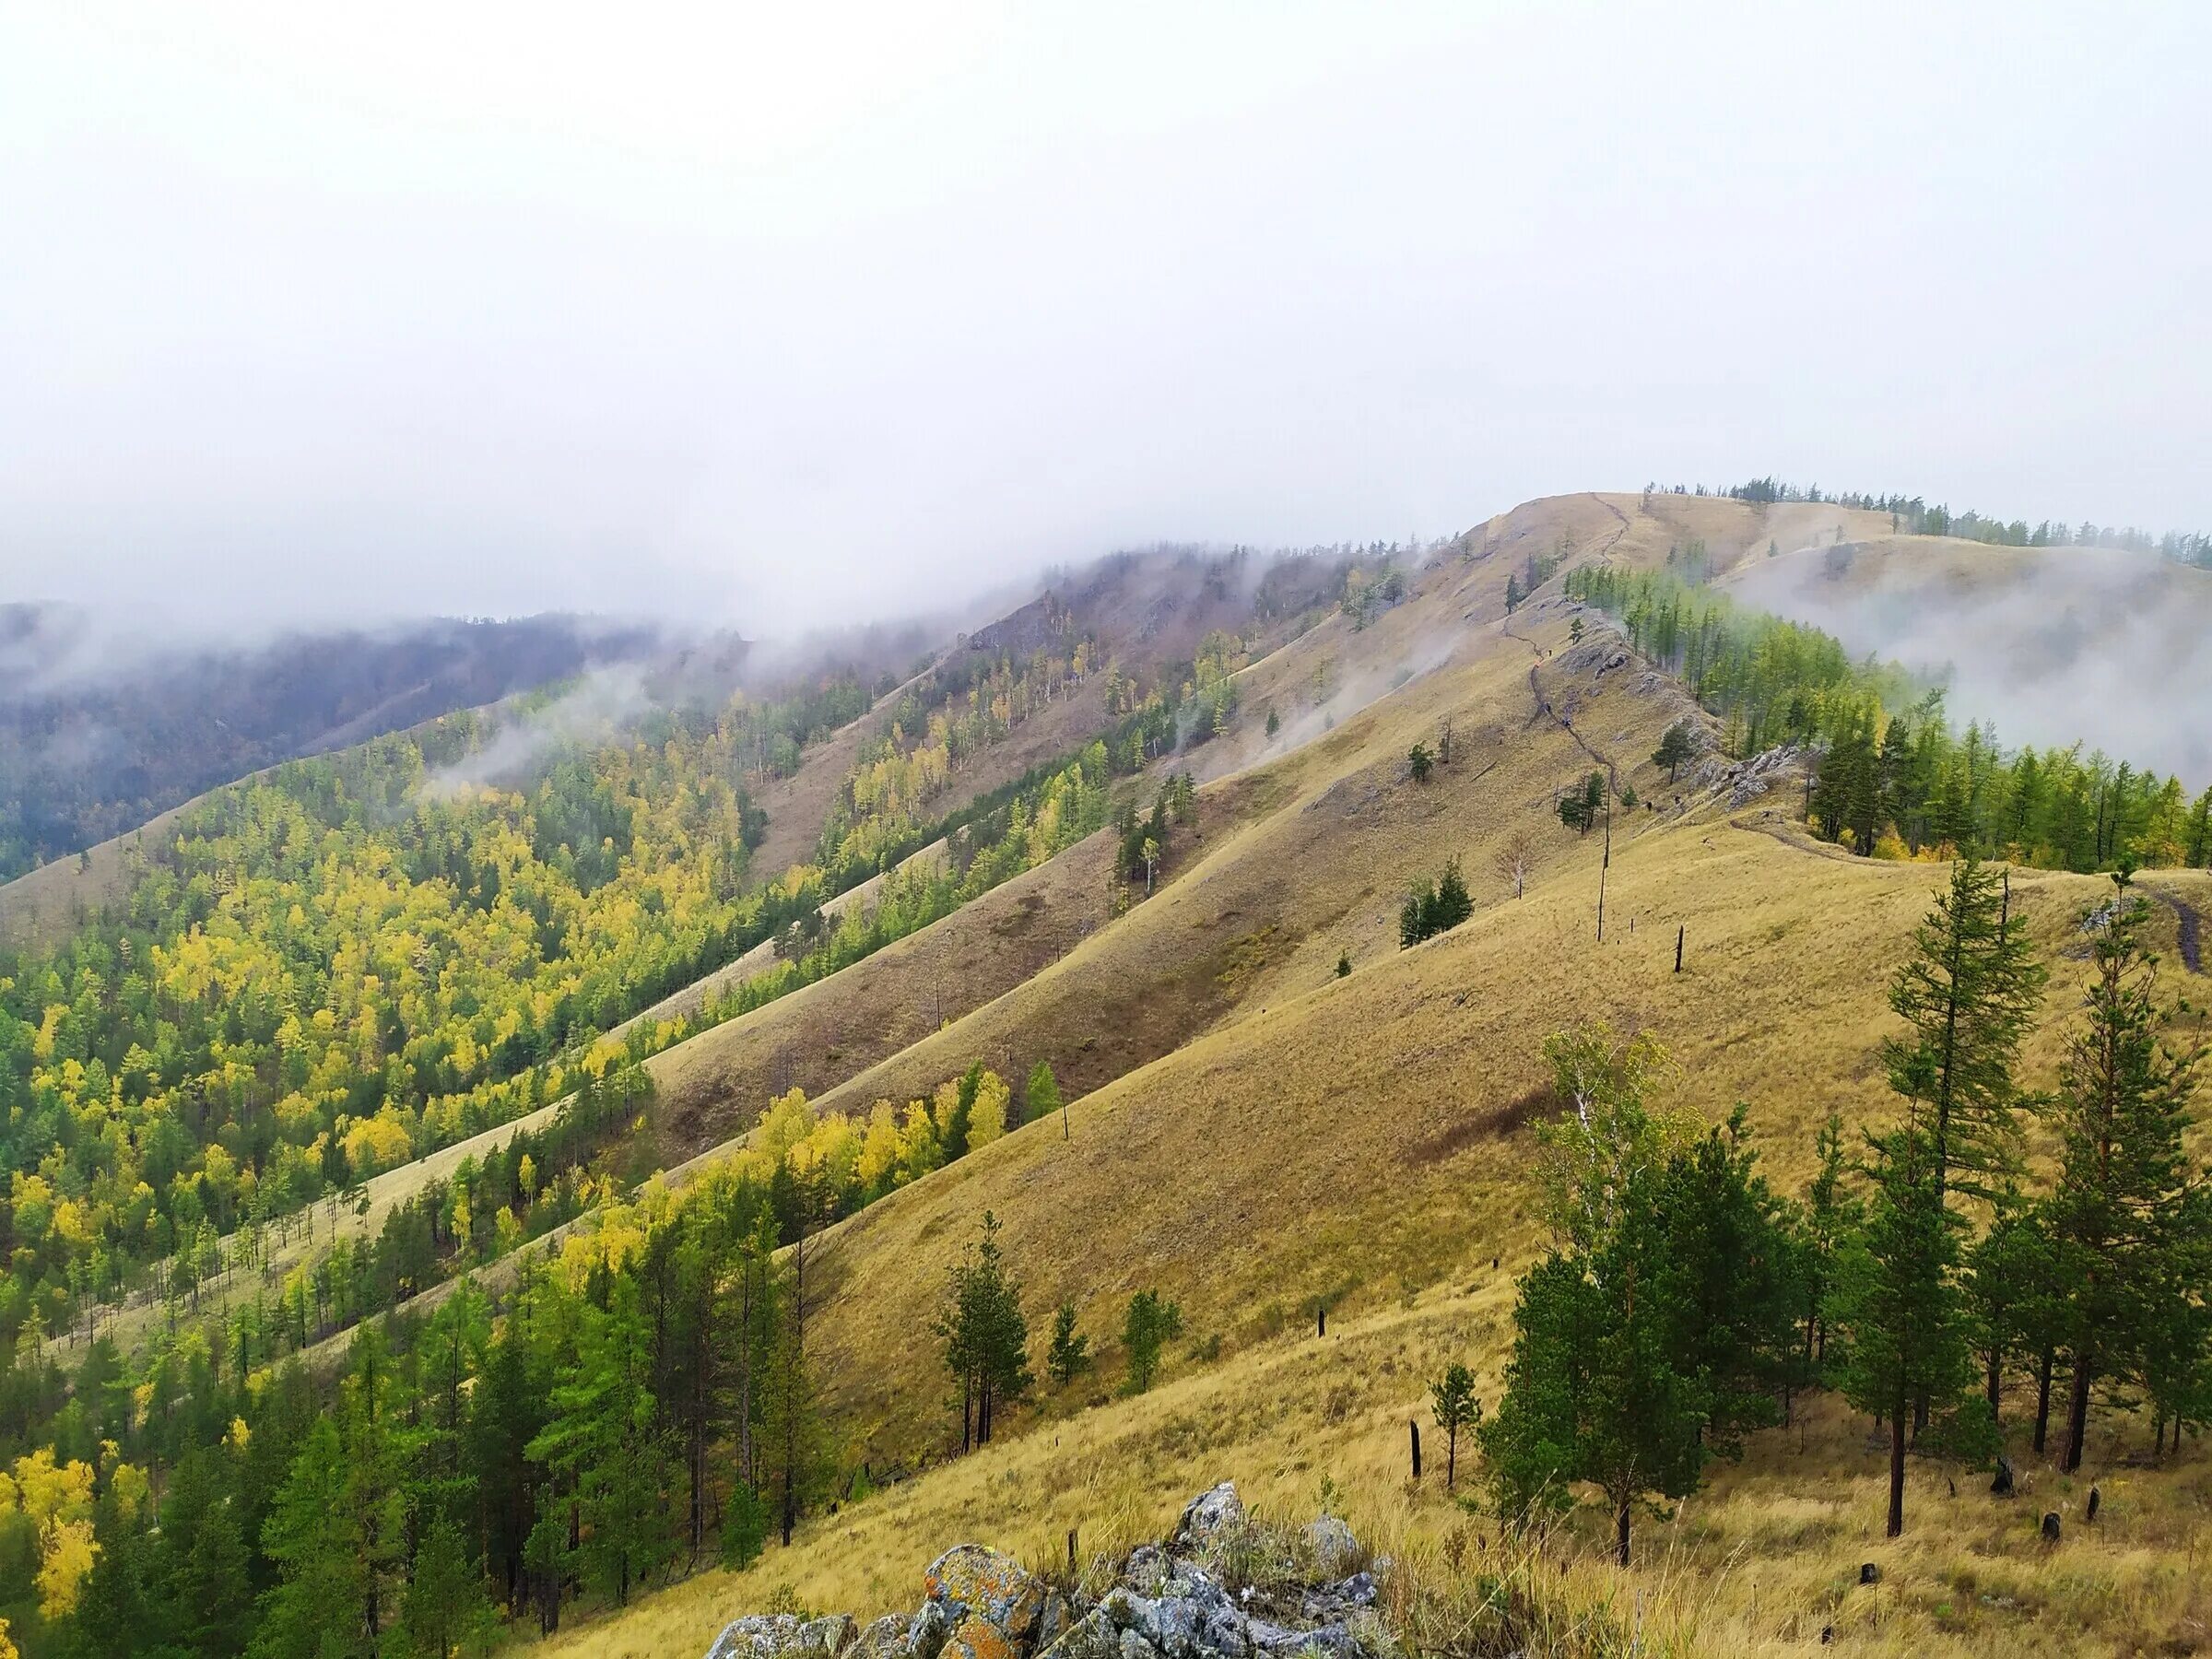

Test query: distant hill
[0,605,668,878]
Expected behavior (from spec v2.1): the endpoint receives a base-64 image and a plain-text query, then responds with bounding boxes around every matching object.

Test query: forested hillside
[0,500,2204,1659]
[0,607,677,881]
[1564,561,2212,867]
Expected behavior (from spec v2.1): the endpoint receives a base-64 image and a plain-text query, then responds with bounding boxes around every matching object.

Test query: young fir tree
[935,1211,1033,1451]
[1430,857,1474,933]
[1429,1363,1480,1489]
[1122,1291,1184,1394]
[1045,1300,1091,1389]
[1408,742,1434,784]
[2041,891,2205,1471]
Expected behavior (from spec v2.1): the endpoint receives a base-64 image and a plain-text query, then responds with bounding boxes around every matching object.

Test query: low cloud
[420,665,654,796]
[1724,544,2212,782]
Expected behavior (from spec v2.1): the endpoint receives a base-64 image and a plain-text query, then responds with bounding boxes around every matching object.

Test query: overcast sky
[3,1,2206,636]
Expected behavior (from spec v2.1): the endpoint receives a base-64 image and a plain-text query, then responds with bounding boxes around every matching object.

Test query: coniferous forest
[1564,562,2212,869]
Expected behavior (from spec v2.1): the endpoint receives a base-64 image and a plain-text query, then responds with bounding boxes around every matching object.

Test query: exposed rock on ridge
[704,1483,1386,1659]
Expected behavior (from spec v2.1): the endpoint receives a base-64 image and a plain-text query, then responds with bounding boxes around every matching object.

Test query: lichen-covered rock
[908,1600,954,1659]
[709,1485,1385,1659]
[1121,1546,1171,1597]
[1250,1619,1359,1658]
[853,1613,915,1659]
[1170,1484,1246,1557]
[1302,1516,1359,1581]
[945,1614,1025,1659]
[1033,1591,1075,1655]
[924,1545,1046,1650]
[1037,1609,1126,1659]
[707,1613,856,1659]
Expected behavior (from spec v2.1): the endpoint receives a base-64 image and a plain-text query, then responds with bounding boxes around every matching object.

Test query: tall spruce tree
[1887,857,2045,1211]
[1482,1025,1708,1566]
[763,1208,825,1548]
[935,1211,1033,1451]
[251,1418,366,1659]
[1833,860,2038,1535]
[525,1274,672,1606]
[2041,891,2205,1471]
[338,1324,409,1646]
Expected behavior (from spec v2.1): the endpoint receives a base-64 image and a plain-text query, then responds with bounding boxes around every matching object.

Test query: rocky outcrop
[708,1614,861,1659]
[701,1483,1385,1659]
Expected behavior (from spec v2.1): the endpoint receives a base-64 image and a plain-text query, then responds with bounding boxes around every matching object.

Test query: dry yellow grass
[540,1263,2212,1659]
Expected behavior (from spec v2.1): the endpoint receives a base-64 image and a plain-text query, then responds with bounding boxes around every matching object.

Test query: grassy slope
[535,496,2212,1659]
[0,796,198,952]
[552,608,2208,1654]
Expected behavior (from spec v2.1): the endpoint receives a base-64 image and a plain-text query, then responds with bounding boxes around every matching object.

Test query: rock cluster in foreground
[705,1483,1387,1659]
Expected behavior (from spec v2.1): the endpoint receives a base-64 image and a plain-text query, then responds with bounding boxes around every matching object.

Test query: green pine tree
[399,1514,497,1659]
[1122,1290,1184,1394]
[251,1418,367,1659]
[1652,721,1695,782]
[159,1447,254,1659]
[1483,1025,1707,1566]
[1045,1300,1091,1390]
[2042,891,2205,1471]
[525,1274,673,1606]
[1428,1363,1480,1489]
